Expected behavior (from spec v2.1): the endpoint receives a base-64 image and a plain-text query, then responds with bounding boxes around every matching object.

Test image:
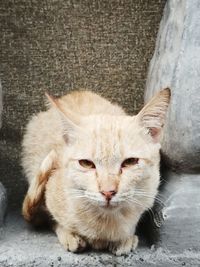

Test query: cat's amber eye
[121,158,139,168]
[78,159,96,169]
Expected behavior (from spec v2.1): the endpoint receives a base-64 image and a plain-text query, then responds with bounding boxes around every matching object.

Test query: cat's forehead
[85,115,128,139]
[80,115,147,160]
[86,115,142,137]
[91,117,123,160]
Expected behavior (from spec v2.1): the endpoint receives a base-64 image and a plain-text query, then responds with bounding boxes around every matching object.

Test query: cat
[22,88,170,255]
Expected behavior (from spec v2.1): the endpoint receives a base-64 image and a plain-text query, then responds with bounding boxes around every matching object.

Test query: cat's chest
[74,209,136,241]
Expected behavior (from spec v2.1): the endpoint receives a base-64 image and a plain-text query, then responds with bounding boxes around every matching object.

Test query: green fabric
[0,0,165,209]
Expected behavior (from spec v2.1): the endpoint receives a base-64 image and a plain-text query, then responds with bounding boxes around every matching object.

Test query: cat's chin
[102,205,118,210]
[98,201,120,210]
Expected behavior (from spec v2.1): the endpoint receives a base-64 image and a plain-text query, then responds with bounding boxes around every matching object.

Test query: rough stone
[0,182,6,227]
[145,0,200,172]
[0,84,7,227]
[0,82,2,129]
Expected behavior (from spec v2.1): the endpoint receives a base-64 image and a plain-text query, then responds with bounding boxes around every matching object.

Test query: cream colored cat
[22,88,170,256]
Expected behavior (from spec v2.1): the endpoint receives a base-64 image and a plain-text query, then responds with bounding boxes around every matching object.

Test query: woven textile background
[0,0,165,209]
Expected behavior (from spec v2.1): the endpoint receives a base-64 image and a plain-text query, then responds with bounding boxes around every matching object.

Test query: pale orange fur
[22,89,170,255]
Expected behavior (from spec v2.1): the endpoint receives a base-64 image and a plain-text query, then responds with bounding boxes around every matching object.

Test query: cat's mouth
[89,197,120,209]
[104,201,118,209]
[76,190,122,209]
[99,198,121,209]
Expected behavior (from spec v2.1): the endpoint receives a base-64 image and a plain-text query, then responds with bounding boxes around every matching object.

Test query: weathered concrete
[145,0,200,172]
[0,82,2,129]
[0,84,7,227]
[158,171,200,251]
[0,183,6,227]
[1,172,200,266]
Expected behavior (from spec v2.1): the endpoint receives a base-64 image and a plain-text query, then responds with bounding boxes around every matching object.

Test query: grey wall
[0,0,165,209]
[145,0,200,173]
[0,83,2,129]
[0,84,7,225]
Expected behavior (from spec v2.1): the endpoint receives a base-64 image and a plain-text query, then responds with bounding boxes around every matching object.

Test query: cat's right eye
[121,158,139,168]
[78,159,96,169]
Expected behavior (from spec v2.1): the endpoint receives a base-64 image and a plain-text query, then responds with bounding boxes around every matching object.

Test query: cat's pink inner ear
[148,127,160,137]
[137,88,171,142]
[148,127,162,143]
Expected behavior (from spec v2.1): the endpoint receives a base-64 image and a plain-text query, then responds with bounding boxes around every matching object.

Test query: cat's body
[22,89,170,255]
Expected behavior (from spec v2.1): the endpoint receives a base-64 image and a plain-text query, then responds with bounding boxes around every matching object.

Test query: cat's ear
[45,92,81,143]
[136,88,171,142]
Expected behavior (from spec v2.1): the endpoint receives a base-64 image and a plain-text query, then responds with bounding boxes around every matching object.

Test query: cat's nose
[101,190,116,201]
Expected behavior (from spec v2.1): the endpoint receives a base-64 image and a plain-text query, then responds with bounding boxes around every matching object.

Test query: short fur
[22,89,170,255]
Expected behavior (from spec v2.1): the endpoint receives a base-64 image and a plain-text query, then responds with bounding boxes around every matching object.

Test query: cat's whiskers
[70,189,127,208]
[125,189,165,207]
[135,193,165,207]
[71,190,107,206]
[125,196,156,219]
[69,188,165,212]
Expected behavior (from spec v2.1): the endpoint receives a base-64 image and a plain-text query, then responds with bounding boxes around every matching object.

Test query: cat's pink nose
[101,190,116,201]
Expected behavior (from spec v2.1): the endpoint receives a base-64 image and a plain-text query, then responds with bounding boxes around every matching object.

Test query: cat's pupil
[79,159,96,169]
[121,158,138,168]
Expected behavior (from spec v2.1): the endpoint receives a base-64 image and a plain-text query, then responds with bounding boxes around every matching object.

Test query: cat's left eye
[121,158,139,168]
[79,159,96,169]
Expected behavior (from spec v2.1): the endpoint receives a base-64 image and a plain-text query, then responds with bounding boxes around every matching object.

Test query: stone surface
[145,0,200,172]
[0,182,7,227]
[1,172,200,266]
[159,171,200,252]
[0,84,7,226]
[0,0,166,209]
[0,82,2,129]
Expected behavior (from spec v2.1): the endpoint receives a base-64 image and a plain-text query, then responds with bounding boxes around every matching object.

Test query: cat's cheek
[73,162,96,173]
[136,159,157,181]
[70,170,97,190]
[121,167,142,182]
[118,171,137,193]
[79,168,96,174]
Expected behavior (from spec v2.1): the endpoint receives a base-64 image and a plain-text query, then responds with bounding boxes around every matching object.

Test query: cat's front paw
[56,225,87,253]
[111,235,138,256]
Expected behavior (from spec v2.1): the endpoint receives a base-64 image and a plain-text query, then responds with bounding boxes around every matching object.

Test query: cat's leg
[22,150,58,224]
[110,235,138,256]
[55,224,87,253]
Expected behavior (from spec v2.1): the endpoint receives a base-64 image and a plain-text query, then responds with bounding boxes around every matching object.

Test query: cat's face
[49,89,170,213]
[62,115,161,211]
